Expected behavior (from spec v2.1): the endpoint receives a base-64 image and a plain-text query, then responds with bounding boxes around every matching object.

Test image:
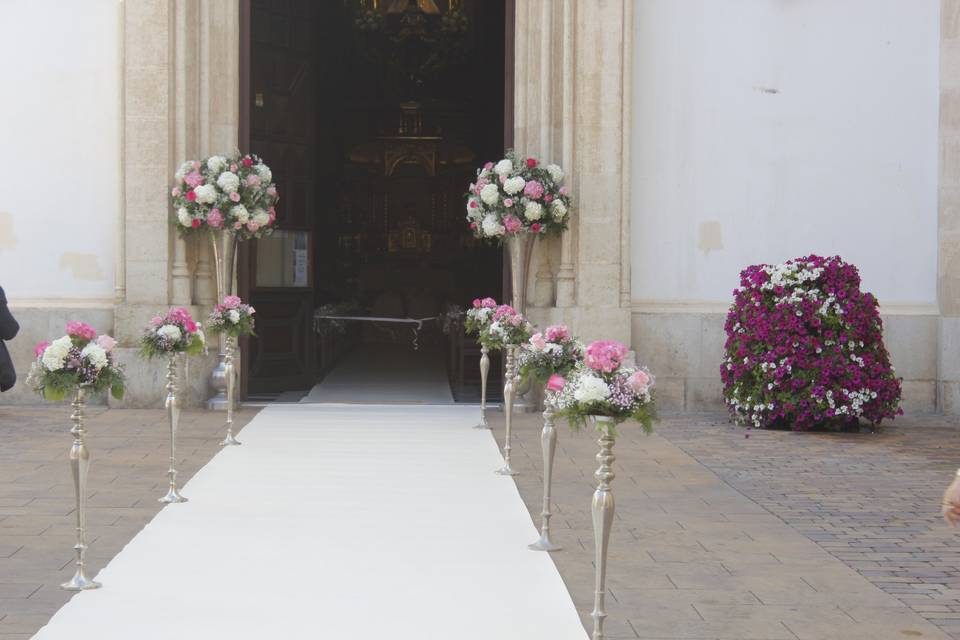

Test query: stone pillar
[940,0,960,414]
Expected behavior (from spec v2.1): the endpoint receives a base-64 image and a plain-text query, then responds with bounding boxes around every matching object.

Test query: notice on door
[293,248,307,287]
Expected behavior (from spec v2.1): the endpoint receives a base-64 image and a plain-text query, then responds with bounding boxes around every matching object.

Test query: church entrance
[238,0,510,402]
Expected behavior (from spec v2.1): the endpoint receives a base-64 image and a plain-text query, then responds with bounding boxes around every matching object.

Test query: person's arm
[0,287,19,341]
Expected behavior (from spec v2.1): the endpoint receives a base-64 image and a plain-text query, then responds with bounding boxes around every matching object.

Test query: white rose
[546,164,564,182]
[217,171,240,193]
[494,159,513,175]
[573,375,610,403]
[194,183,217,204]
[228,309,241,324]
[175,161,192,182]
[480,183,500,206]
[177,207,191,227]
[481,214,505,237]
[551,200,567,220]
[157,324,182,343]
[524,201,543,221]
[253,209,270,226]
[206,155,226,173]
[256,164,272,184]
[465,198,483,220]
[231,205,249,223]
[503,176,525,195]
[41,336,73,371]
[80,343,108,371]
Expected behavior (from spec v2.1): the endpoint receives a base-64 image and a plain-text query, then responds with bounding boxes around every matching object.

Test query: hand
[943,476,960,527]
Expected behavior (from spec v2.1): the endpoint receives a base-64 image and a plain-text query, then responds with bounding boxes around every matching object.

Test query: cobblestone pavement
[497,410,956,639]
[0,405,258,640]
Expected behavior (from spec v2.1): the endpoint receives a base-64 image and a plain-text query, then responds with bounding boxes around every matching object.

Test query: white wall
[0,0,120,303]
[631,0,940,307]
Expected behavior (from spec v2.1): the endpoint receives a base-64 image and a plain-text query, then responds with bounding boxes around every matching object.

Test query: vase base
[495,465,519,476]
[473,422,492,430]
[528,535,563,552]
[61,574,101,591]
[220,433,242,446]
[158,490,188,504]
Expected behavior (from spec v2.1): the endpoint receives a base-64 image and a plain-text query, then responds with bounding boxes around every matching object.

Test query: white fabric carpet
[33,404,587,639]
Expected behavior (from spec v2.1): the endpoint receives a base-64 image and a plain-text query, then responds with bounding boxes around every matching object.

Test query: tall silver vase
[159,355,188,503]
[506,234,537,414]
[528,398,562,551]
[61,388,101,591]
[208,231,237,410]
[220,335,241,445]
[474,345,491,429]
[590,416,617,640]
[496,347,519,476]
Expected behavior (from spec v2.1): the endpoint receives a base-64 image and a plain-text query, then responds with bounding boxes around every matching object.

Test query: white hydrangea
[480,183,500,206]
[503,176,526,195]
[253,209,270,226]
[206,155,227,173]
[217,171,240,193]
[524,201,543,221]
[157,324,182,343]
[481,214,505,237]
[228,309,241,324]
[41,336,73,372]
[546,164,564,182]
[80,343,108,371]
[573,375,610,403]
[177,207,191,227]
[551,200,567,220]
[256,164,272,184]
[231,205,250,223]
[194,184,217,204]
[465,199,483,220]
[174,161,193,182]
[494,159,513,175]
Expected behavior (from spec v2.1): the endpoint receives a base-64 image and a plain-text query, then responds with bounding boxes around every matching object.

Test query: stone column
[940,0,960,414]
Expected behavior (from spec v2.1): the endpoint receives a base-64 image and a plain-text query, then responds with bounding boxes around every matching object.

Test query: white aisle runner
[33,405,587,640]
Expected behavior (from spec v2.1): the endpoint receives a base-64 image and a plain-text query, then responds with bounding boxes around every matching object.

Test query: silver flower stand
[529,399,562,551]
[220,336,241,445]
[495,346,519,476]
[61,388,101,591]
[474,345,491,429]
[589,415,617,639]
[159,355,188,503]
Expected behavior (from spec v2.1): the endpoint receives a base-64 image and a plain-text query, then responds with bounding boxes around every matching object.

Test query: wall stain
[0,212,17,250]
[698,221,724,256]
[59,253,104,280]
[754,86,780,95]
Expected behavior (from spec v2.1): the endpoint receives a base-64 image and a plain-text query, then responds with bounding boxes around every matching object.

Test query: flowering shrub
[465,150,572,240]
[140,308,206,358]
[550,340,657,432]
[170,152,278,240]
[27,322,125,401]
[477,304,533,351]
[518,325,583,385]
[207,296,256,338]
[721,255,902,430]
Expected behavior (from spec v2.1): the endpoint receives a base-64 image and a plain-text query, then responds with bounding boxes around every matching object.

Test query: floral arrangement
[27,322,125,401]
[170,152,279,241]
[206,296,256,338]
[721,255,902,430]
[140,307,206,358]
[465,150,572,240]
[518,325,583,385]
[477,304,533,351]
[550,340,656,432]
[464,297,498,336]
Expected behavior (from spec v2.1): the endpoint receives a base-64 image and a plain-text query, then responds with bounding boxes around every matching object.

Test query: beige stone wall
[941,0,960,414]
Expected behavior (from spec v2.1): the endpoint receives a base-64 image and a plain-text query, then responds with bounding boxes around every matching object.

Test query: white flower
[481,214,505,237]
[194,183,217,204]
[494,159,513,175]
[546,164,564,182]
[524,201,544,221]
[480,183,500,206]
[253,209,270,226]
[206,155,227,173]
[177,207,191,227]
[574,375,610,403]
[503,176,525,195]
[174,161,193,182]
[228,309,240,324]
[256,164,272,184]
[157,324,182,343]
[41,336,73,372]
[231,205,250,223]
[217,171,240,193]
[80,343,108,371]
[551,200,567,220]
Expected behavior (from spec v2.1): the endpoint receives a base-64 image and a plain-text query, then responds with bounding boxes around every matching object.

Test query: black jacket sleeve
[0,286,20,341]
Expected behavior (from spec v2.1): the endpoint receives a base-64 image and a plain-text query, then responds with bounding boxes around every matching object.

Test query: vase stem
[159,355,188,503]
[529,399,561,551]
[208,231,238,410]
[474,345,491,429]
[220,336,241,445]
[496,346,519,476]
[590,417,617,640]
[61,389,101,591]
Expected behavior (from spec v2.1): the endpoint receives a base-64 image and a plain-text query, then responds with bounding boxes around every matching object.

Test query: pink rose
[230,192,241,202]
[523,180,544,200]
[230,163,238,172]
[584,340,628,373]
[247,221,261,232]
[223,295,242,309]
[191,160,201,169]
[499,174,507,183]
[559,186,570,196]
[171,187,181,197]
[469,200,479,209]
[493,304,516,320]
[242,156,253,167]
[472,298,482,308]
[186,191,197,202]
[508,314,523,327]
[246,174,261,187]
[503,216,522,234]
[185,319,197,333]
[627,370,653,394]
[191,218,201,228]
[546,374,566,392]
[530,223,542,233]
[545,325,570,342]
[207,208,224,228]
[66,321,97,342]
[469,222,477,230]
[234,222,242,230]
[483,161,494,170]
[184,171,203,188]
[34,341,50,358]
[481,297,497,308]
[526,158,538,168]
[503,198,514,207]
[96,335,117,352]
[150,315,164,327]
[267,186,278,198]
[529,332,547,351]
[544,194,553,203]
[268,206,276,222]
[247,306,256,314]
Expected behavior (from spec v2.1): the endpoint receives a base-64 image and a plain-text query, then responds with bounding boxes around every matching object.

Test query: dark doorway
[240,0,509,401]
